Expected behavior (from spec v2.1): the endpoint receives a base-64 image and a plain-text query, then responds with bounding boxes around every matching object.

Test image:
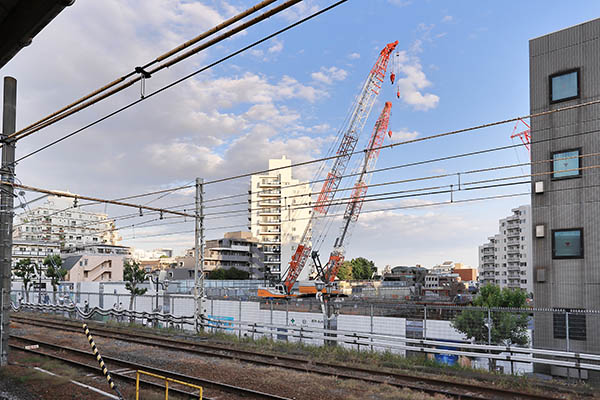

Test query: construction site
[2,1,600,399]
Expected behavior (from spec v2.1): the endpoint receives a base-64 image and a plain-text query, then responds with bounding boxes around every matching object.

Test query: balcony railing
[259,202,281,208]
[259,190,281,197]
[259,180,281,187]
[261,238,281,243]
[259,219,280,225]
[259,208,280,215]
[260,230,281,235]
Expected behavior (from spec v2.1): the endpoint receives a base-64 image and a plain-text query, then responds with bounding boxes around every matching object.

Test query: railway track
[12,313,582,400]
[10,335,292,400]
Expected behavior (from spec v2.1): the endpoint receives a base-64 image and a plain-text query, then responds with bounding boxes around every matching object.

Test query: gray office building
[530,18,600,376]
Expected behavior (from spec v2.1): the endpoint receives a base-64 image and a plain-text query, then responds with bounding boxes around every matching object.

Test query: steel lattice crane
[316,101,393,284]
[258,41,398,298]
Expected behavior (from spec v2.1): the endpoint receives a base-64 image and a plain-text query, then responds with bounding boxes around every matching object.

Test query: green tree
[207,267,249,280]
[207,268,226,280]
[123,261,148,310]
[43,255,67,304]
[350,257,376,280]
[14,258,36,302]
[452,284,529,370]
[336,261,353,280]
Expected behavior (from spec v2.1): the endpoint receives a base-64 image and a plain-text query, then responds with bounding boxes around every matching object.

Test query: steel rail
[10,335,291,400]
[9,342,206,399]
[11,314,573,400]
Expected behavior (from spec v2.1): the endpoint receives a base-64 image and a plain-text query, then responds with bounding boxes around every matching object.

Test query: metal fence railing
[10,289,600,378]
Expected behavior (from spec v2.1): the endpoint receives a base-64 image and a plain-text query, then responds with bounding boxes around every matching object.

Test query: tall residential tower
[249,157,311,281]
[478,205,533,294]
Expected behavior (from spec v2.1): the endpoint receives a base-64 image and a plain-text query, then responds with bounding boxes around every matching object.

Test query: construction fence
[11,289,600,378]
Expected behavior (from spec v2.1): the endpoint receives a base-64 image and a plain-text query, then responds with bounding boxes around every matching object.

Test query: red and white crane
[316,101,393,284]
[258,41,398,298]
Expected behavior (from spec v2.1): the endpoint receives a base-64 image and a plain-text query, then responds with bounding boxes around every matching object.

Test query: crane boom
[323,101,393,283]
[281,41,398,295]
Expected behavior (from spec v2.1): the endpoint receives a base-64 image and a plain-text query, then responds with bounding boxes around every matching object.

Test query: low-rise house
[61,244,131,282]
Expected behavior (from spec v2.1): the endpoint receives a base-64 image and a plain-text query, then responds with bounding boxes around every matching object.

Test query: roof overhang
[0,0,75,69]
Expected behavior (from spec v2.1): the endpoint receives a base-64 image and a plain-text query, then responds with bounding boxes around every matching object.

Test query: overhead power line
[0,181,194,218]
[201,156,600,218]
[16,124,593,231]
[119,179,600,242]
[24,97,598,212]
[8,0,297,142]
[10,0,349,162]
[201,98,600,186]
[200,151,600,211]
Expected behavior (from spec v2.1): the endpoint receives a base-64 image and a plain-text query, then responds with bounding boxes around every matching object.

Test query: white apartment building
[12,240,60,290]
[249,156,311,281]
[12,240,60,269]
[478,205,533,293]
[132,248,173,260]
[13,195,120,250]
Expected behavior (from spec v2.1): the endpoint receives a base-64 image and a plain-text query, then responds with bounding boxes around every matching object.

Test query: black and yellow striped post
[83,323,124,400]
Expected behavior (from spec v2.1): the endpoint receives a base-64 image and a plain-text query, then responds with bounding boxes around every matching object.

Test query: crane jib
[271,41,398,298]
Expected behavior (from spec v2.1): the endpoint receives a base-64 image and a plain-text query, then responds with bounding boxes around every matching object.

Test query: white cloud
[311,66,349,85]
[442,15,453,22]
[348,52,360,60]
[186,73,327,107]
[144,142,224,178]
[268,39,284,54]
[352,208,483,267]
[394,49,440,111]
[179,2,225,28]
[280,1,320,22]
[390,128,419,142]
[388,0,412,7]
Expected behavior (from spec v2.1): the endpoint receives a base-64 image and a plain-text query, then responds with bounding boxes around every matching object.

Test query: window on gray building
[550,69,579,103]
[552,229,583,258]
[553,311,586,341]
[552,149,580,179]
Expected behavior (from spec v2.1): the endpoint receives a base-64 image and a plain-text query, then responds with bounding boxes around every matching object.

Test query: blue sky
[2,1,600,269]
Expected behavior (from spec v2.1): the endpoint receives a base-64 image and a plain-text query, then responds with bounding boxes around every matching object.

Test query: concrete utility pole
[0,77,16,366]
[194,177,205,331]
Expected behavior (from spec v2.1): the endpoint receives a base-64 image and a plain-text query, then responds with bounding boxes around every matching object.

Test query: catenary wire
[201,118,600,204]
[11,0,280,138]
[10,0,349,163]
[118,162,600,240]
[197,150,598,212]
[9,0,304,141]
[15,130,597,233]
[42,99,599,209]
[200,156,600,218]
[118,181,600,241]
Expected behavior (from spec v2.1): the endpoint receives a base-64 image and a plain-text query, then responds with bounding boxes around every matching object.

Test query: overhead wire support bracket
[134,67,152,98]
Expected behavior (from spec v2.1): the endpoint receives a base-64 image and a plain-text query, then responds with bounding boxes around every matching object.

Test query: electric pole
[1,77,16,366]
[194,177,205,331]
